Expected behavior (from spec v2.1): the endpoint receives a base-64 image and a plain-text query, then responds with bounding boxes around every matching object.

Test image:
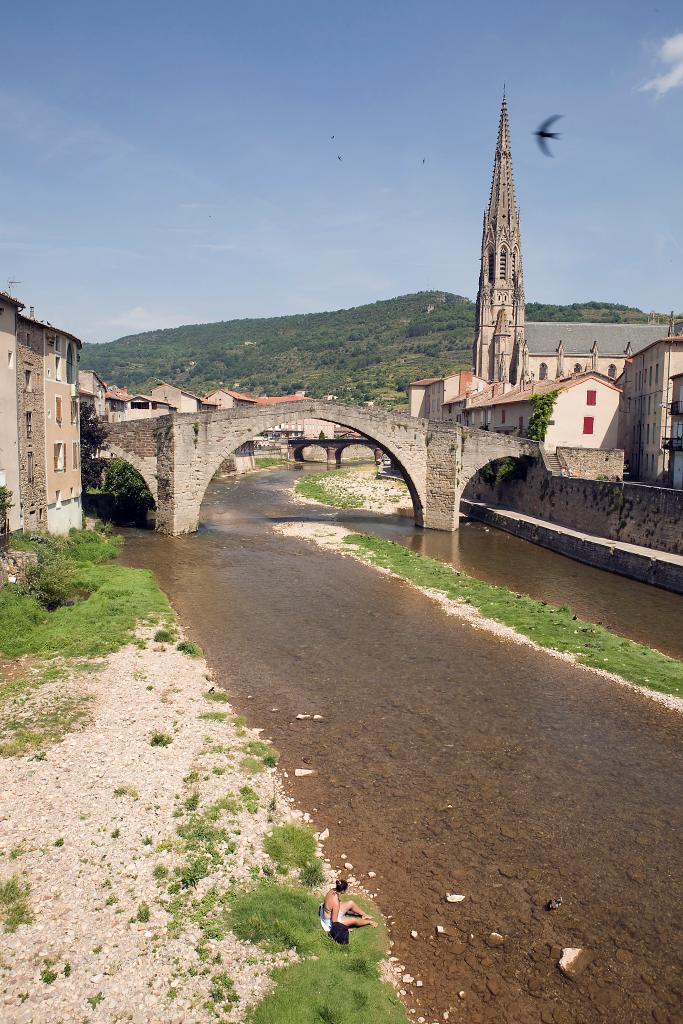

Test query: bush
[154,628,175,643]
[26,549,77,611]
[101,459,155,525]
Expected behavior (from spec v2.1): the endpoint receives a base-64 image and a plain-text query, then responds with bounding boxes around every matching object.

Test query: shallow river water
[121,467,683,1024]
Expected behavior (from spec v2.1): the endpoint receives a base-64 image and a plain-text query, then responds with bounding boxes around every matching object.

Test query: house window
[71,398,78,423]
[518,415,524,432]
[573,363,582,374]
[500,247,508,278]
[583,416,594,435]
[55,396,62,423]
[7,349,13,368]
[54,337,62,355]
[27,451,34,484]
[55,355,63,381]
[501,408,506,424]
[655,363,659,384]
[25,369,32,390]
[608,364,616,380]
[25,411,32,437]
[487,249,495,282]
[53,442,65,473]
[539,363,548,381]
[649,365,653,385]
[66,343,75,384]
[586,390,596,406]
[72,441,79,469]
[646,423,650,444]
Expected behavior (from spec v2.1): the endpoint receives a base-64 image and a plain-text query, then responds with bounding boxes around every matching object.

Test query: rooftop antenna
[7,279,21,296]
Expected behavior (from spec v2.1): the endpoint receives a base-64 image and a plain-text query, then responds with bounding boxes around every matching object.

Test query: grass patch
[150,731,173,747]
[113,785,139,800]
[232,883,406,1024]
[177,640,202,657]
[255,456,287,469]
[0,530,170,660]
[0,875,33,933]
[342,533,683,698]
[264,824,317,872]
[200,711,228,723]
[299,860,325,888]
[204,689,230,703]
[244,739,279,768]
[154,627,176,643]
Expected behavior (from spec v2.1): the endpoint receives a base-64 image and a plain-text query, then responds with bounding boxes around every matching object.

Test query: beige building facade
[619,335,683,484]
[0,292,22,532]
[667,373,683,489]
[35,318,83,532]
[79,369,107,418]
[463,373,620,451]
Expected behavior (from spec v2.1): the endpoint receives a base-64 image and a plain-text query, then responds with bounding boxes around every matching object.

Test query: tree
[102,459,155,525]
[79,403,107,490]
[0,486,13,536]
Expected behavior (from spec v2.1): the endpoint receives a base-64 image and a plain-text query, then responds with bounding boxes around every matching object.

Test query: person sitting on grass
[320,879,377,935]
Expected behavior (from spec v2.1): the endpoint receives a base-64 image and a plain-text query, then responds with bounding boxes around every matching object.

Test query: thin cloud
[96,306,187,335]
[192,242,235,252]
[641,32,683,96]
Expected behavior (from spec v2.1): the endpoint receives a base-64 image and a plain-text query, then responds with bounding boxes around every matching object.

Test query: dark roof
[524,322,664,357]
[409,377,442,386]
[0,290,24,309]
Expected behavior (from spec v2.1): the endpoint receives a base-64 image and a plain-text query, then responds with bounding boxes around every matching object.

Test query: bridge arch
[182,402,427,533]
[103,402,538,536]
[105,444,158,502]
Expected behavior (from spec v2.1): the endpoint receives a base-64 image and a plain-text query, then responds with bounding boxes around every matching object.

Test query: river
[121,466,683,1024]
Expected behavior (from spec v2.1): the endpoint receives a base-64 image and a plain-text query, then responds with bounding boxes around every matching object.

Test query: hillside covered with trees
[82,293,663,407]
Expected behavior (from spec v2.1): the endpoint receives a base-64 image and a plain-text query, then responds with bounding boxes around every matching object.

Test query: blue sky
[1,0,681,342]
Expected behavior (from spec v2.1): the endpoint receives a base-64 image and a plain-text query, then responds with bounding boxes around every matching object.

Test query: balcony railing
[669,401,683,416]
[662,436,683,451]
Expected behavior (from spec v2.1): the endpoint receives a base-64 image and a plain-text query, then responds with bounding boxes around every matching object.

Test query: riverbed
[121,467,683,1024]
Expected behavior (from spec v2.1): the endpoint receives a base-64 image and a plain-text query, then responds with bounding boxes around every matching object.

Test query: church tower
[473,95,525,384]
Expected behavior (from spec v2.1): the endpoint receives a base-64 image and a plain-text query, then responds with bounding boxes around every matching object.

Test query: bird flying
[337,154,342,161]
[534,115,563,157]
[536,115,565,156]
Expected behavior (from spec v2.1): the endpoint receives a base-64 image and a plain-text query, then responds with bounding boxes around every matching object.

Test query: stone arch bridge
[103,400,538,535]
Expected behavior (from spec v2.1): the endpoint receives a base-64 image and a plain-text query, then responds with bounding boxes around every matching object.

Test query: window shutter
[583,417,594,435]
[54,445,59,471]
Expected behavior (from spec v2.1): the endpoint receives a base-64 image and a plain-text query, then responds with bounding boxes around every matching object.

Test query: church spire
[473,94,526,384]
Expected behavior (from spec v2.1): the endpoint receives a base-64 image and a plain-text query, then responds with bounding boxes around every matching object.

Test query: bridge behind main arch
[103,400,538,535]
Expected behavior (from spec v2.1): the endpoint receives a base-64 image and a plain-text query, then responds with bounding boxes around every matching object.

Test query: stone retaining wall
[464,457,683,555]
[0,547,37,588]
[556,447,624,481]
[462,501,683,595]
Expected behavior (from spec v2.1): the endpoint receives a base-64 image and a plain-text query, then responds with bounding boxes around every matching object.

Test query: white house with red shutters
[453,371,620,451]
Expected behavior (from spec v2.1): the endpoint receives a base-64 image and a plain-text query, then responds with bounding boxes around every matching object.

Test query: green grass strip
[255,456,287,469]
[342,533,683,698]
[0,563,169,660]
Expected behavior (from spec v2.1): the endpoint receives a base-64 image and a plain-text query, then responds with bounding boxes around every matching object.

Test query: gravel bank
[294,465,411,515]
[0,630,326,1023]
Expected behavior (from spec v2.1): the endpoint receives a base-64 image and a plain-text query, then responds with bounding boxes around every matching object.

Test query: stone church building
[473,95,664,387]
